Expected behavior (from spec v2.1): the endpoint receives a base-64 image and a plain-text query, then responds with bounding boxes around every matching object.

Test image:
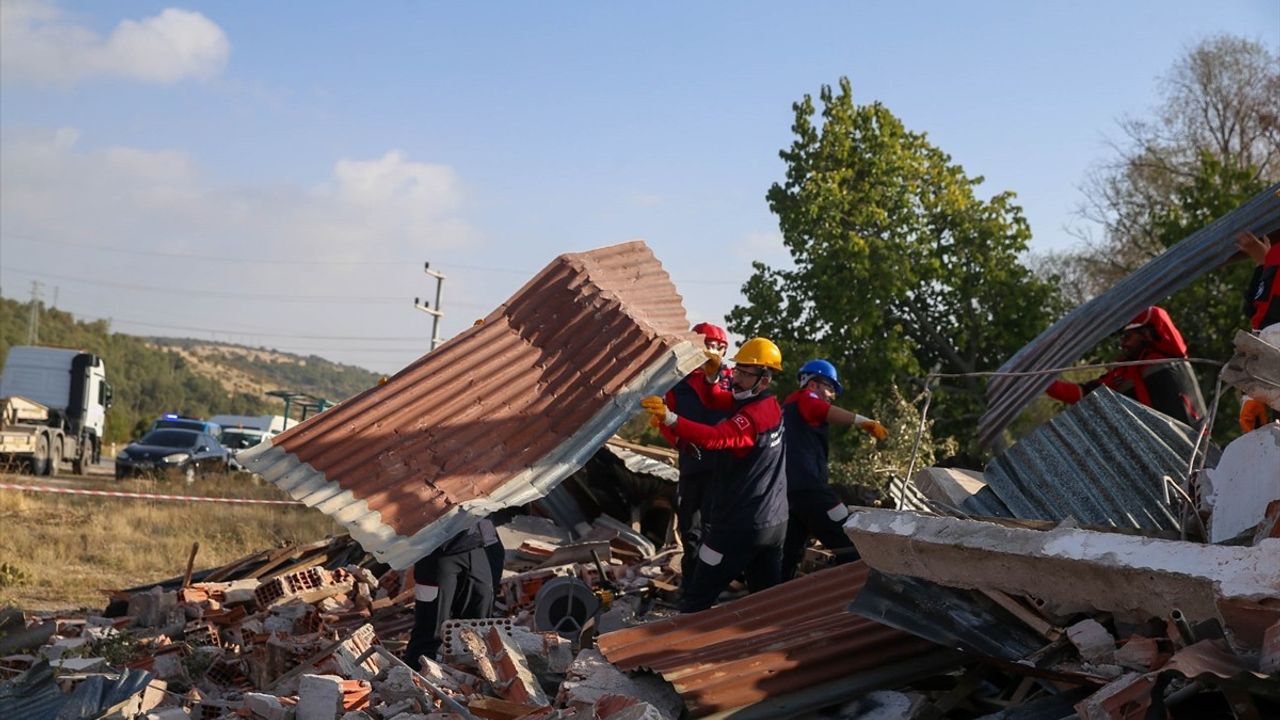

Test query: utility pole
[27,281,42,345]
[414,262,447,351]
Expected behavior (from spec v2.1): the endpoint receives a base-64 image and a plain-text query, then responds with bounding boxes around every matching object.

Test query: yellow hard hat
[733,337,783,371]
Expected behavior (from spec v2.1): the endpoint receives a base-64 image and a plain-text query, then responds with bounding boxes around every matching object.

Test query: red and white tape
[0,482,303,506]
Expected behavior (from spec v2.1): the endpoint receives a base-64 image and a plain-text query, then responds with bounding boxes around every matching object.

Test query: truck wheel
[72,438,92,475]
[29,433,50,476]
[46,437,64,476]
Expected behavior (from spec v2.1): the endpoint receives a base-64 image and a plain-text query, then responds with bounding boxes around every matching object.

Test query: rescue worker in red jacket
[656,322,733,585]
[1045,306,1206,427]
[780,359,888,581]
[1237,231,1280,431]
[642,337,789,613]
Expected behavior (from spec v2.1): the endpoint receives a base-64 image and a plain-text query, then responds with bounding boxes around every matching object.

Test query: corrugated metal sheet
[979,387,1204,532]
[241,241,705,569]
[978,183,1280,448]
[0,662,154,720]
[597,562,942,718]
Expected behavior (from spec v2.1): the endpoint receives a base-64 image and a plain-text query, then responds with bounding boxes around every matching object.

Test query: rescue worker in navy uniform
[403,518,497,667]
[780,359,889,581]
[656,322,733,584]
[1045,306,1206,427]
[1237,231,1280,431]
[642,337,789,613]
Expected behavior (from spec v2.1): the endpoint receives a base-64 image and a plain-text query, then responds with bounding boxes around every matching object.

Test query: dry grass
[0,473,341,612]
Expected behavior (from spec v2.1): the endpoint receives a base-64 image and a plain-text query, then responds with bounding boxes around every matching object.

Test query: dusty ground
[0,470,339,612]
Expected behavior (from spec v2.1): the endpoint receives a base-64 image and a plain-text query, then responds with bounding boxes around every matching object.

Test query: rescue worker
[641,337,788,613]
[1237,231,1279,432]
[403,519,496,667]
[1045,306,1206,427]
[780,359,888,581]
[656,322,733,584]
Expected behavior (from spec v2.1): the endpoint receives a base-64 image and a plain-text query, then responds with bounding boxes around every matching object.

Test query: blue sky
[2,1,1277,373]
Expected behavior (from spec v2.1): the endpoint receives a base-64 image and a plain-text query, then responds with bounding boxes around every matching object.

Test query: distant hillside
[149,338,383,402]
[0,298,381,442]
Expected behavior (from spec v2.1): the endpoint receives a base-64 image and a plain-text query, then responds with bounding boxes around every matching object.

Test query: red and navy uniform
[1244,243,1280,331]
[660,367,733,583]
[780,390,859,581]
[1047,307,1206,426]
[672,391,790,613]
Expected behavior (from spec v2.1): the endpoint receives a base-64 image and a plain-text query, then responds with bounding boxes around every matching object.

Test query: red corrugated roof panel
[598,562,940,717]
[241,241,704,568]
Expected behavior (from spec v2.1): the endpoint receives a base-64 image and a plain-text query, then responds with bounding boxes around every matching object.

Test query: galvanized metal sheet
[981,387,1207,532]
[979,183,1280,448]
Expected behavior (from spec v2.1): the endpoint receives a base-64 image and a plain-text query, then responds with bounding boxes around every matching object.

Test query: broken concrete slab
[557,650,681,720]
[297,674,344,720]
[844,509,1280,629]
[1223,329,1280,410]
[457,625,549,707]
[911,468,988,511]
[1201,424,1280,543]
[1066,619,1115,665]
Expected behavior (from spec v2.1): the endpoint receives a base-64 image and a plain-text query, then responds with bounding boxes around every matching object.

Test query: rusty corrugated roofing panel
[597,562,941,718]
[240,241,705,569]
[978,183,1280,448]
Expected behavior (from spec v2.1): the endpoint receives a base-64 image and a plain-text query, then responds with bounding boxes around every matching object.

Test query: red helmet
[692,322,728,345]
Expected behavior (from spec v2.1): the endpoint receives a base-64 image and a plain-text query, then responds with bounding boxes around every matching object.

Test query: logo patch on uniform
[733,414,750,429]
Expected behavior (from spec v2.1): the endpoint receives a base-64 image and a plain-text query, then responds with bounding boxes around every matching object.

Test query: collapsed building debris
[238,241,705,570]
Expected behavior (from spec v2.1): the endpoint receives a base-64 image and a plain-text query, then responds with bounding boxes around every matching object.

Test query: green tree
[729,78,1063,449]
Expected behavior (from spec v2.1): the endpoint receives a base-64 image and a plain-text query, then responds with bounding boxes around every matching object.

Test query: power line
[4,233,744,284]
[59,308,428,341]
[0,265,404,303]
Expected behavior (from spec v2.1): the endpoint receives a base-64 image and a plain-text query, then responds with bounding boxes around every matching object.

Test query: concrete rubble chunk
[1066,619,1116,665]
[595,694,667,720]
[1114,636,1162,671]
[144,708,192,720]
[557,650,681,720]
[339,712,373,720]
[1200,425,1280,543]
[510,626,574,676]
[129,586,178,628]
[911,467,988,510]
[244,691,293,720]
[844,508,1280,626]
[297,673,344,720]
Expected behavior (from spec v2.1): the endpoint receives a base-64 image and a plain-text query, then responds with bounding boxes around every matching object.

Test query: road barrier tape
[0,482,304,506]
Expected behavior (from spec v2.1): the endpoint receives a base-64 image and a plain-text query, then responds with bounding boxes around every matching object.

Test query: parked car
[219,427,274,470]
[149,415,222,439]
[116,429,230,481]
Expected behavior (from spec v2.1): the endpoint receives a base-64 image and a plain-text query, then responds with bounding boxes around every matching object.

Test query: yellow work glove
[1240,398,1270,433]
[858,419,889,441]
[702,350,722,379]
[641,396,677,427]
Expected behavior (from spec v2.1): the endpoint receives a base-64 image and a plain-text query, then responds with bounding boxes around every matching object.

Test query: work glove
[1240,397,1270,433]
[858,419,889,441]
[702,350,722,380]
[641,395,677,427]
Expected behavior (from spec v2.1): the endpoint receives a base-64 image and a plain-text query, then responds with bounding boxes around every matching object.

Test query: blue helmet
[798,359,842,396]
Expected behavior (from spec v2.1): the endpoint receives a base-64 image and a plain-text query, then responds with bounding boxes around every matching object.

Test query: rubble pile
[0,521,687,720]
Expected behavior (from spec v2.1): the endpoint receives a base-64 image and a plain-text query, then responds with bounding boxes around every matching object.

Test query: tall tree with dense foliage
[728,78,1063,446]
[1044,35,1279,303]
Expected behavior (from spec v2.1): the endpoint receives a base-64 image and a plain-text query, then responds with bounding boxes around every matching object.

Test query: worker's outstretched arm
[811,396,888,440]
[642,395,758,451]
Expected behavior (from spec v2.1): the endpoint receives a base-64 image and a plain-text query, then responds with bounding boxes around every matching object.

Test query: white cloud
[0,128,481,372]
[0,0,229,86]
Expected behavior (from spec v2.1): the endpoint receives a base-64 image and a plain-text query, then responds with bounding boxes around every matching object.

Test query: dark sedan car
[115,429,230,481]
